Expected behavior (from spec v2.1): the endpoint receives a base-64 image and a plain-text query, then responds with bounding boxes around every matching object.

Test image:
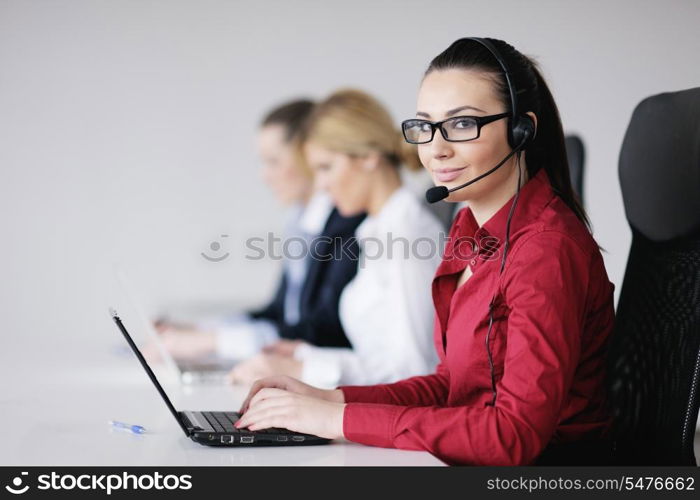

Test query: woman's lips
[433,166,467,182]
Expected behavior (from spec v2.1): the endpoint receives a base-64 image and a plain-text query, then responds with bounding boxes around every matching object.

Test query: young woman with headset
[233,38,616,466]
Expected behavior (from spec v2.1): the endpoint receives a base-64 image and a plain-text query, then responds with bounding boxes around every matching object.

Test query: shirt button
[470,259,476,266]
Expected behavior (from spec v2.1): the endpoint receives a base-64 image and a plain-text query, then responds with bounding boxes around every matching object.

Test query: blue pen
[108,420,146,434]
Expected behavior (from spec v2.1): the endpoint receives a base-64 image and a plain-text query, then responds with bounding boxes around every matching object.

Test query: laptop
[110,308,330,447]
[113,266,234,384]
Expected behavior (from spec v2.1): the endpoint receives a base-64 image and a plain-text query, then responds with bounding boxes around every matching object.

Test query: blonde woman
[229,89,443,388]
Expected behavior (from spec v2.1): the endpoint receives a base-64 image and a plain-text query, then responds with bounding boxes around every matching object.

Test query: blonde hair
[299,88,422,171]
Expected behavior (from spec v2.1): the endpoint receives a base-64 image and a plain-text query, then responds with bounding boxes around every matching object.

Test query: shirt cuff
[213,319,279,360]
[294,344,343,389]
[342,402,403,448]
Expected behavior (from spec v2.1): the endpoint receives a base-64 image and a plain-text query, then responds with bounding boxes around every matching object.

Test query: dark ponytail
[426,38,590,231]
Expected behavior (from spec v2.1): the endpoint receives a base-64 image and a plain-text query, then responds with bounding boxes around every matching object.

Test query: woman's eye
[453,119,476,129]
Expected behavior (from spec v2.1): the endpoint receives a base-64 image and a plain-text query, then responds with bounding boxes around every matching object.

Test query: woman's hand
[227,354,302,385]
[153,318,195,333]
[262,339,306,357]
[238,375,344,413]
[235,387,345,440]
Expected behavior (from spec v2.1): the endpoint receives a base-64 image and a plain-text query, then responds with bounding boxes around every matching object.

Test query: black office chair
[565,134,585,205]
[607,87,700,466]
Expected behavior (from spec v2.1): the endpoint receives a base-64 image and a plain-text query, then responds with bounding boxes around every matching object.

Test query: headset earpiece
[509,114,536,149]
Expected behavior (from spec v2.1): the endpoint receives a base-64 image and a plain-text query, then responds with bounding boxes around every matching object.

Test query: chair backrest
[608,87,700,465]
[565,134,585,204]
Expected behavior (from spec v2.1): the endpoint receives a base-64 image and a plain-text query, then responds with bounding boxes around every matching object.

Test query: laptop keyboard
[201,411,291,435]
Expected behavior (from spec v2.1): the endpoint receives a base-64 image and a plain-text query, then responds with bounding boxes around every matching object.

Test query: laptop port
[240,436,255,444]
[220,435,234,444]
[276,436,288,442]
[291,436,305,442]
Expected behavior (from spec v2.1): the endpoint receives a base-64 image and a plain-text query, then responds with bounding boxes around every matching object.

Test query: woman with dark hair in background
[234,38,616,466]
[153,99,365,370]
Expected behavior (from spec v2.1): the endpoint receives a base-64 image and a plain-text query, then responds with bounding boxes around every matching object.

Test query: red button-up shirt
[339,167,616,465]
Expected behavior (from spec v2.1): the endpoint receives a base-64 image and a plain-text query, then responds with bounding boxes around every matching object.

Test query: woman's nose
[429,131,454,160]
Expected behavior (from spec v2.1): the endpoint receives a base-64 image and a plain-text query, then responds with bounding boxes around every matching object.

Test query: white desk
[0,346,443,466]
[3,340,696,466]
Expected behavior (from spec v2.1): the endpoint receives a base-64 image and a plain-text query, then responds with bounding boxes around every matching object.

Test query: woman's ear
[525,111,538,137]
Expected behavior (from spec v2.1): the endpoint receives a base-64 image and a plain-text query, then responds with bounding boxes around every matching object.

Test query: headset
[430,37,536,406]
[469,37,536,149]
[425,37,536,203]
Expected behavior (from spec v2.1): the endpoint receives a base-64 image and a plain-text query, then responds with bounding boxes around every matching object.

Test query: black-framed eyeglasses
[401,112,509,144]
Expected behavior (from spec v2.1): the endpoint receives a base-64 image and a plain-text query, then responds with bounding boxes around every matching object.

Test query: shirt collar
[438,167,554,275]
[478,166,553,243]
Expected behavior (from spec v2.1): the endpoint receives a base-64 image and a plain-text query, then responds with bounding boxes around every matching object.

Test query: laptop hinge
[178,412,193,435]
[181,411,207,431]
